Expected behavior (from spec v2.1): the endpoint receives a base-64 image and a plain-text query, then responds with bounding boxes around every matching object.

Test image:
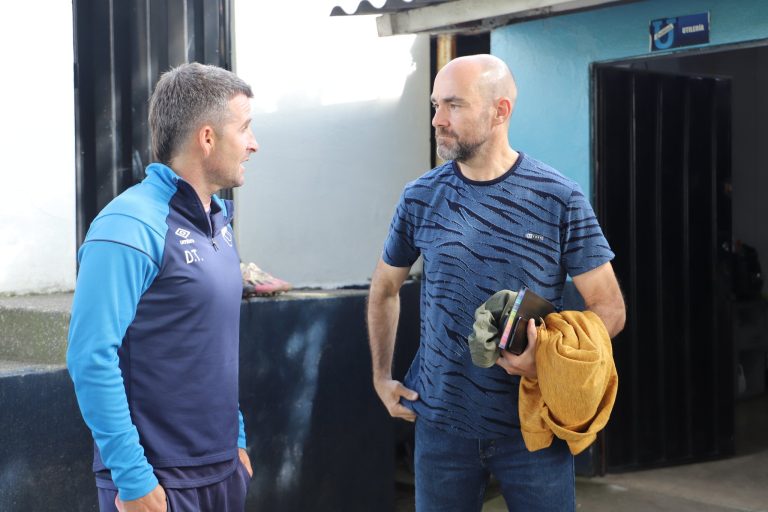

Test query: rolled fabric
[467,290,518,368]
[519,310,618,455]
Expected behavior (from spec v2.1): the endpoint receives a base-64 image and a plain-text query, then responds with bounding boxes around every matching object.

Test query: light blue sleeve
[238,409,247,449]
[67,240,160,501]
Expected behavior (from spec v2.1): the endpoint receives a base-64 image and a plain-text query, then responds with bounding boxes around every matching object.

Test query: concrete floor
[485,449,768,511]
[400,395,768,512]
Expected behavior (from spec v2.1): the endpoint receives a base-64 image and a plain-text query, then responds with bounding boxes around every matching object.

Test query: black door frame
[73,0,234,246]
[590,36,768,203]
[587,39,768,473]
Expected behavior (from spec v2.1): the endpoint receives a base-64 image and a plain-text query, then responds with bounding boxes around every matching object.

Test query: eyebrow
[431,95,467,104]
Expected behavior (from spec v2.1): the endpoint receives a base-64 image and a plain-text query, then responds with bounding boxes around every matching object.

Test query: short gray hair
[149,62,253,164]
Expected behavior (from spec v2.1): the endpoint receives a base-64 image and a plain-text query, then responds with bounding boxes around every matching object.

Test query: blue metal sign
[650,12,710,52]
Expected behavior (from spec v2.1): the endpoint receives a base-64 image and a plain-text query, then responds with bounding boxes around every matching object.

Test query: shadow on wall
[0,369,96,511]
[239,282,421,512]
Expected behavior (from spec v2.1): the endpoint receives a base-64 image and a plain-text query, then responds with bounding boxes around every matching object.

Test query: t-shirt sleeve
[561,183,615,276]
[382,190,420,268]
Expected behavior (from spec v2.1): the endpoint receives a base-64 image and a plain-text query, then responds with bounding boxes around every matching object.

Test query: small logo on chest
[525,232,545,242]
[175,227,196,245]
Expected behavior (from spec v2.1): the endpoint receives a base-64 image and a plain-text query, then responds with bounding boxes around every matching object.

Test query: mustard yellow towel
[519,310,618,455]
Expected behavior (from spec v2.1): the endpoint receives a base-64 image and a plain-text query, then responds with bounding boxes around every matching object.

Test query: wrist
[118,473,159,502]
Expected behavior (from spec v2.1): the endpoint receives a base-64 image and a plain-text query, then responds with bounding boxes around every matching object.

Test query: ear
[494,97,513,125]
[198,125,217,157]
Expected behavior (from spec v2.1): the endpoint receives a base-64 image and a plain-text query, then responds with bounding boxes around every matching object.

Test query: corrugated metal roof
[330,0,454,17]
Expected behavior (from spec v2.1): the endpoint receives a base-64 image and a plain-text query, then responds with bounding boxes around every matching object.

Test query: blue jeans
[414,420,574,512]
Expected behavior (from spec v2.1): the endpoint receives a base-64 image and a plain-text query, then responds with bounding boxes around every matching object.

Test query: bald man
[367,54,624,511]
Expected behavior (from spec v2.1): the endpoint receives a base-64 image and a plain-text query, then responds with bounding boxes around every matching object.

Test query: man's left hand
[496,318,538,379]
[239,448,253,477]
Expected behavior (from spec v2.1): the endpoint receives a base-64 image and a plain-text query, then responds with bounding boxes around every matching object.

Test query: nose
[247,130,259,154]
[432,105,447,128]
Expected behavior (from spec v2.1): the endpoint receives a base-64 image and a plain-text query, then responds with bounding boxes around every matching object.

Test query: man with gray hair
[68,62,259,512]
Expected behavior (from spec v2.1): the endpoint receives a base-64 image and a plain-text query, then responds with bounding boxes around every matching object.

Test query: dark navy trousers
[97,460,252,512]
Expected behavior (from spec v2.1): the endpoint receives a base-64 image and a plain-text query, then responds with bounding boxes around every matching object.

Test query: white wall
[0,2,76,294]
[0,1,428,293]
[233,1,431,288]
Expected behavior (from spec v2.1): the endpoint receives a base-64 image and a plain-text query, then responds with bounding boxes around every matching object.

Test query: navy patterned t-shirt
[383,152,614,439]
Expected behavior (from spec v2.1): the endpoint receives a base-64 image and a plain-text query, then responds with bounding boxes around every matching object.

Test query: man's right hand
[374,378,419,422]
[115,484,167,512]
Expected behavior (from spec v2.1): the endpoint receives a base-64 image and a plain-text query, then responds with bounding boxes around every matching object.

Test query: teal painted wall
[492,0,768,193]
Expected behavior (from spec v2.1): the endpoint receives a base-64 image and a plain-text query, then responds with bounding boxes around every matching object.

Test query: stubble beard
[208,163,245,193]
[436,134,485,162]
[435,121,491,162]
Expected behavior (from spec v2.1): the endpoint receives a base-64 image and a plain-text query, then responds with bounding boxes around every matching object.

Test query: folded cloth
[467,290,519,368]
[519,310,618,455]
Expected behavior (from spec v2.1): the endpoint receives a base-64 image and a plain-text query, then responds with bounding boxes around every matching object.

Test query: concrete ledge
[0,293,72,364]
[0,284,420,512]
[0,360,64,377]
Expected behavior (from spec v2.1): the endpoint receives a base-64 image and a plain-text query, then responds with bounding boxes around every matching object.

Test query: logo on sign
[651,19,676,50]
[649,12,709,52]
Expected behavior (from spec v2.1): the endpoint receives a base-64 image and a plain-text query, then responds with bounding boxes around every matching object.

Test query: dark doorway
[73,0,234,246]
[595,65,734,472]
[595,42,768,474]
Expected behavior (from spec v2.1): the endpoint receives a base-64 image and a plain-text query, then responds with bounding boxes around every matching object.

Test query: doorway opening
[594,41,768,473]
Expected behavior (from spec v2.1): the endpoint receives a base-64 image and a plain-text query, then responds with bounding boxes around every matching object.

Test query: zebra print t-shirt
[383,152,614,439]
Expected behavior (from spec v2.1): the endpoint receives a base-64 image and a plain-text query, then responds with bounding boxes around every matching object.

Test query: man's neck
[167,158,213,210]
[456,145,519,182]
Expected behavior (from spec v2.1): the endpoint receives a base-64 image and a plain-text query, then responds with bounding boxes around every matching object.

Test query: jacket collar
[144,163,235,230]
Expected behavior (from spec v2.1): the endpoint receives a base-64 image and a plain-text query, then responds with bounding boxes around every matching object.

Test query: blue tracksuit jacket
[67,163,245,500]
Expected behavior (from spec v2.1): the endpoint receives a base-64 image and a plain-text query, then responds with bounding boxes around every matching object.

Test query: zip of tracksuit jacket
[67,163,246,500]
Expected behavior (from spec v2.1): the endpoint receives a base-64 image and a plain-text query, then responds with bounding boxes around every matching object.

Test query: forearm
[586,299,625,338]
[367,289,401,381]
[572,262,626,339]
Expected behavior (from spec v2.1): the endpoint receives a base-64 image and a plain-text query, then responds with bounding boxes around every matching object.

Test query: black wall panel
[595,67,734,471]
[74,0,233,246]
